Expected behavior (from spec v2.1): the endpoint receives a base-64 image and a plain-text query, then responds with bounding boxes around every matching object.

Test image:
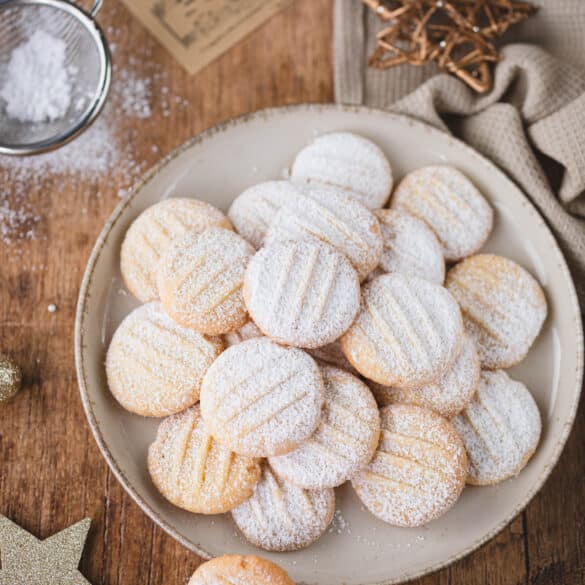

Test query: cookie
[445,253,547,369]
[244,240,360,348]
[340,273,463,387]
[352,403,467,527]
[291,132,393,209]
[121,198,232,302]
[227,181,300,248]
[232,463,335,551]
[391,165,493,261]
[189,555,294,585]
[224,320,263,347]
[371,334,480,418]
[452,369,541,485]
[157,228,255,335]
[106,302,224,417]
[148,405,261,514]
[269,366,380,489]
[376,209,445,284]
[265,185,383,281]
[200,339,324,457]
[307,340,359,375]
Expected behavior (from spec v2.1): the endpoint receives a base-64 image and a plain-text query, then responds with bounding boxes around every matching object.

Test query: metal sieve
[0,0,111,155]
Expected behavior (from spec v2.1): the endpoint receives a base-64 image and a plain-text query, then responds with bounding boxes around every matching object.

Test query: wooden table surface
[0,1,583,584]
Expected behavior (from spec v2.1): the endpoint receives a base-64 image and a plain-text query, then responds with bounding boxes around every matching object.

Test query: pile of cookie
[107,132,546,551]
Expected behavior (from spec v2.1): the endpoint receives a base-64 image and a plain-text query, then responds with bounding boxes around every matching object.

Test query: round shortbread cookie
[352,403,467,527]
[340,273,464,387]
[106,302,224,417]
[232,463,335,551]
[189,555,295,585]
[157,228,255,335]
[307,340,359,375]
[291,132,393,209]
[227,181,300,248]
[121,198,232,302]
[452,369,541,485]
[244,240,360,348]
[371,334,480,418]
[224,320,264,346]
[265,185,383,281]
[445,253,547,369]
[391,165,494,261]
[269,366,380,489]
[148,405,261,514]
[200,339,325,457]
[376,209,445,284]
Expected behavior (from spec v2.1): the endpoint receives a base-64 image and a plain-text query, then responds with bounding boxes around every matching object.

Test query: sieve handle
[89,0,102,18]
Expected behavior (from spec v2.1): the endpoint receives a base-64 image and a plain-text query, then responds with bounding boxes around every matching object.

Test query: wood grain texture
[0,0,582,583]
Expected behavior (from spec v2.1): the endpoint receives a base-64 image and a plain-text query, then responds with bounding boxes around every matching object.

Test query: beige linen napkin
[334,0,585,304]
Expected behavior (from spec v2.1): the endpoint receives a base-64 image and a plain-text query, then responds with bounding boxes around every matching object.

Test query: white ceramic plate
[75,105,583,585]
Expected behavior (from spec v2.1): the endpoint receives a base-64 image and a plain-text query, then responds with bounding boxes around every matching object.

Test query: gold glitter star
[0,516,91,585]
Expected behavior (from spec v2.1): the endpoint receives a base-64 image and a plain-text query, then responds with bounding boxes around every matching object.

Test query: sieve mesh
[0,0,110,154]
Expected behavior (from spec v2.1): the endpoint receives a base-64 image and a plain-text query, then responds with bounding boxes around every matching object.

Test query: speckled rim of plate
[74,103,584,585]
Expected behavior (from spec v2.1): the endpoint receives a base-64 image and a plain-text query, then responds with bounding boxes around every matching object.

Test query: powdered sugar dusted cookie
[228,181,300,248]
[232,463,335,551]
[452,369,541,485]
[265,185,383,281]
[106,302,224,417]
[446,254,547,369]
[148,405,261,514]
[270,366,380,489]
[157,228,254,335]
[200,339,324,457]
[391,166,493,261]
[352,403,467,527]
[372,334,480,418]
[189,555,294,585]
[341,273,463,387]
[376,209,445,284]
[244,240,360,348]
[224,320,263,347]
[291,132,393,209]
[121,198,232,302]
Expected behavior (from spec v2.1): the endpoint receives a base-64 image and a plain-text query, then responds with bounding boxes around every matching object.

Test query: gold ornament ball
[0,354,22,404]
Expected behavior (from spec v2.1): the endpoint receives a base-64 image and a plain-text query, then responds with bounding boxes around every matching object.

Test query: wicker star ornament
[0,516,92,585]
[363,0,536,92]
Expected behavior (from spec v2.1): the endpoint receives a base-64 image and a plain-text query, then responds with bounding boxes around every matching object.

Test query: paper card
[119,0,293,75]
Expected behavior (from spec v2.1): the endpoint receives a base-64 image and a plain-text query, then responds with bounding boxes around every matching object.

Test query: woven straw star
[363,0,536,92]
[0,516,92,585]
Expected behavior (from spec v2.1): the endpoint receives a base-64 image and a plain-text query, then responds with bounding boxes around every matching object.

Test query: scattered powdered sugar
[199,338,325,458]
[243,240,360,348]
[452,369,541,485]
[1,30,72,123]
[118,68,152,119]
[231,463,335,551]
[1,22,190,245]
[269,366,380,489]
[328,509,350,535]
[352,403,467,527]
